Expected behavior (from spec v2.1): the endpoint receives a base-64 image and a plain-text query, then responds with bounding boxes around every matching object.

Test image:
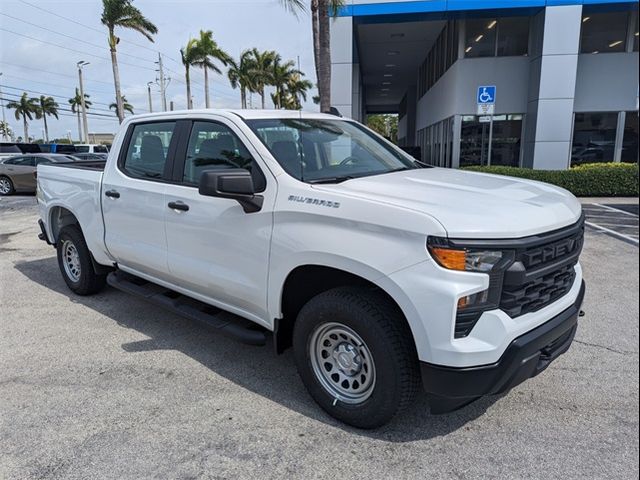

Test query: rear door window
[122,122,176,180]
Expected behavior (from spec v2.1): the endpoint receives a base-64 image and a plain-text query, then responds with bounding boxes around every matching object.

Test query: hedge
[462,163,639,197]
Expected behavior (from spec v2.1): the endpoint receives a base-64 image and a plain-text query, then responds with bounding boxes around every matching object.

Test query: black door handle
[105,190,120,199]
[168,201,189,212]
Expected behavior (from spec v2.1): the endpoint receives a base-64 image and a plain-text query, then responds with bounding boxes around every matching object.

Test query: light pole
[0,72,7,141]
[147,81,154,113]
[77,61,90,144]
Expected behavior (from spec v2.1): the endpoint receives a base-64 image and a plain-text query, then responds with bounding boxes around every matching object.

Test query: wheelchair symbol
[478,87,494,104]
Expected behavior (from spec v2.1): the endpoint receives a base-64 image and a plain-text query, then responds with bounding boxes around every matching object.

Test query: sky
[0,0,317,141]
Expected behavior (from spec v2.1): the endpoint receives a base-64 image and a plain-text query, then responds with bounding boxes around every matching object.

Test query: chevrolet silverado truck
[37,110,585,428]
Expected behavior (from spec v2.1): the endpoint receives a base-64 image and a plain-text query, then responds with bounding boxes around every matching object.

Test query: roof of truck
[123,109,346,122]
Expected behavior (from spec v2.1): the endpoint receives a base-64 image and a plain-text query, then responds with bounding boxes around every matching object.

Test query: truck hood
[314,168,582,238]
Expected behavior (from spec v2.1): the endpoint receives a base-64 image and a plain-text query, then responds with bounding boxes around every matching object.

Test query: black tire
[56,224,107,295]
[293,287,421,429]
[0,176,15,196]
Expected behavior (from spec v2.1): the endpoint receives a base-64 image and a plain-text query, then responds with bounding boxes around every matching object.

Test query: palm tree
[69,88,92,142]
[228,50,256,109]
[6,93,39,142]
[0,121,14,141]
[270,55,301,109]
[38,96,59,143]
[248,49,277,109]
[101,0,157,123]
[280,0,344,112]
[109,95,134,118]
[283,73,313,110]
[180,38,199,109]
[191,30,231,108]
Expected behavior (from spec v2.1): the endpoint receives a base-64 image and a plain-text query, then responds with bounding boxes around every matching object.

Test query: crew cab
[37,110,585,428]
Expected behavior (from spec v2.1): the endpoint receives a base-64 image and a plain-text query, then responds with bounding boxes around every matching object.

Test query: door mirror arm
[198,169,264,214]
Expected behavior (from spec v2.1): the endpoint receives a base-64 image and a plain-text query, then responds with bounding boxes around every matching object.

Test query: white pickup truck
[37,110,585,428]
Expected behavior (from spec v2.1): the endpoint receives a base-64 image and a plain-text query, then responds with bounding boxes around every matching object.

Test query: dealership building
[330,0,639,169]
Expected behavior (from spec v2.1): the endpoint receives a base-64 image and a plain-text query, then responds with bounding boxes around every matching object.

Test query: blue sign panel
[477,86,496,105]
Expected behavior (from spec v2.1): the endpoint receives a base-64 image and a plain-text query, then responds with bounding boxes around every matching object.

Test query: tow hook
[579,310,586,317]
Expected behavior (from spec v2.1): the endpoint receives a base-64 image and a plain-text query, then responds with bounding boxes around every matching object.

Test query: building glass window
[465,18,497,58]
[497,17,530,56]
[621,112,639,164]
[571,112,618,165]
[417,117,455,167]
[418,20,459,98]
[460,115,523,167]
[580,11,630,54]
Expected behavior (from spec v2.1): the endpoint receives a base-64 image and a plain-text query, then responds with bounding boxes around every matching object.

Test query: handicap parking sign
[477,86,496,105]
[477,86,496,115]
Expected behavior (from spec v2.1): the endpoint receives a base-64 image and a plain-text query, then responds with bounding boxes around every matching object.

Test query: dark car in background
[0,153,79,196]
[0,142,42,161]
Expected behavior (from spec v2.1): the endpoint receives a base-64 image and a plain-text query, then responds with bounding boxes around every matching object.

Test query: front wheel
[293,287,421,429]
[56,225,106,295]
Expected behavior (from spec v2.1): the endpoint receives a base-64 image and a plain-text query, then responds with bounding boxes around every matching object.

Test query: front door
[5,156,36,190]
[163,119,274,324]
[102,120,178,280]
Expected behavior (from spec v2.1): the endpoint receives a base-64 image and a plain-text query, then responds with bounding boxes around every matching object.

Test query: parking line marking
[592,203,639,217]
[586,221,639,246]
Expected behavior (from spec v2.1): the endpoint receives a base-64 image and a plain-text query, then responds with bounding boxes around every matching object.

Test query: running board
[107,271,267,346]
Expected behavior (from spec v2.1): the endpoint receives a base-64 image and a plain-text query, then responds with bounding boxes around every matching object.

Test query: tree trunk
[241,87,246,109]
[260,89,265,109]
[43,114,49,142]
[185,66,192,109]
[311,0,321,87]
[76,111,82,142]
[204,66,210,108]
[318,0,332,113]
[108,29,125,124]
[23,114,28,142]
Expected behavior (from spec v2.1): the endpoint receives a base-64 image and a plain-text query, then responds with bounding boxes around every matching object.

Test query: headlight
[427,237,516,338]
[428,246,504,272]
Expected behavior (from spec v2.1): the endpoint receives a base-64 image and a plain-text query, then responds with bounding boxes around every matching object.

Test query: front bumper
[421,280,585,413]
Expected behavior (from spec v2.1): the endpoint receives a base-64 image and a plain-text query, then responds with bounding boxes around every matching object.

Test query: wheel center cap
[334,343,361,373]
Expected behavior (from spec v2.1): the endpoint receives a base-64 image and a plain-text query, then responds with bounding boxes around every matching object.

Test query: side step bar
[107,271,267,346]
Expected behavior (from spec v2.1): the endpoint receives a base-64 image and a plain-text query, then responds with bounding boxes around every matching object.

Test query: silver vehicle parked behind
[0,153,79,196]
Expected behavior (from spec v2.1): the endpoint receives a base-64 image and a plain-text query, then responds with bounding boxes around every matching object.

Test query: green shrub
[462,163,639,197]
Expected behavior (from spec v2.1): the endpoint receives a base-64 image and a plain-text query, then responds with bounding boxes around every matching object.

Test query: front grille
[500,219,584,318]
[500,263,576,317]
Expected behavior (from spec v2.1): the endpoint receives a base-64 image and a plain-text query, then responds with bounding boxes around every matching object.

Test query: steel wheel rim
[309,322,376,404]
[0,178,10,194]
[62,240,81,282]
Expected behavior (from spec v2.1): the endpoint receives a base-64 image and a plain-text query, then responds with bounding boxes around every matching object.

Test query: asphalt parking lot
[1,195,638,479]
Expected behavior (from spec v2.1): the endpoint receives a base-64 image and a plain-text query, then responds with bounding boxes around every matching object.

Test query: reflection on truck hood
[317,167,583,239]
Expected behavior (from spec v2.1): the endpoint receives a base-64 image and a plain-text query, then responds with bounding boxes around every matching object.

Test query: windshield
[245,118,421,183]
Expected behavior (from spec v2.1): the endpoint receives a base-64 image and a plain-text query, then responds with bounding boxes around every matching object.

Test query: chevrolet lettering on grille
[522,236,582,268]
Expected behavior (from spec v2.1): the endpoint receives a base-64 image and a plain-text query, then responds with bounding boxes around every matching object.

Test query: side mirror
[198,169,264,213]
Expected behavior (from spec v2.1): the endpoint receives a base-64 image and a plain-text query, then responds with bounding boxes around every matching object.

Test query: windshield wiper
[307,175,355,184]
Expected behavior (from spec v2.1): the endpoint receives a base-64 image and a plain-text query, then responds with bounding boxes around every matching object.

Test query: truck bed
[52,160,107,171]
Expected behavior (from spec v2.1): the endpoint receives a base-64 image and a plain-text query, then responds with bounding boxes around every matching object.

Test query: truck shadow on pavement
[15,256,502,441]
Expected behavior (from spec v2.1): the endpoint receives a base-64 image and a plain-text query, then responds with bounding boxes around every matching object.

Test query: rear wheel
[293,287,421,429]
[56,225,106,295]
[0,176,15,196]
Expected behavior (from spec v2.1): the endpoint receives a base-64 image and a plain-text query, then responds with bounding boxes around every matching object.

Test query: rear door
[101,120,180,280]
[162,118,275,322]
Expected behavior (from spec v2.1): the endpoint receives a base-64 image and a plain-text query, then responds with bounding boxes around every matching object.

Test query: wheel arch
[274,263,422,356]
[48,205,81,244]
